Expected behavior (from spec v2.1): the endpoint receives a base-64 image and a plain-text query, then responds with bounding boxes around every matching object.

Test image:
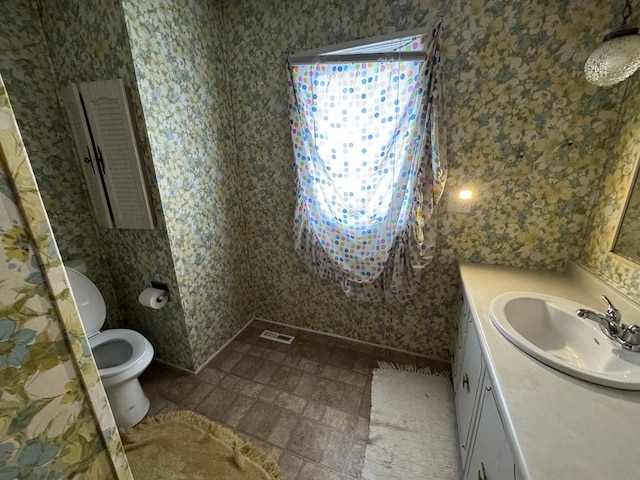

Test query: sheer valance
[287,22,446,302]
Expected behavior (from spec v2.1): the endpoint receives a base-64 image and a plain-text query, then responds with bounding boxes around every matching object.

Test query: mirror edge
[610,148,640,264]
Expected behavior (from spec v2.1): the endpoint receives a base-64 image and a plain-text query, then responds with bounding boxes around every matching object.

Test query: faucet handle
[601,295,621,324]
[620,324,640,346]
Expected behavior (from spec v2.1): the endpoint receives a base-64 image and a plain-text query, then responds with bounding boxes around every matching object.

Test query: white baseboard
[154,317,256,375]
[253,316,449,363]
[154,316,449,373]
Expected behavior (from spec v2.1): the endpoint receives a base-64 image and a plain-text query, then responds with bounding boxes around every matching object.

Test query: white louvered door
[62,79,154,230]
[61,84,113,228]
[79,79,154,229]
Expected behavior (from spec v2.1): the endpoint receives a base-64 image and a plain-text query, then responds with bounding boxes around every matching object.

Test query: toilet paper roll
[138,287,168,310]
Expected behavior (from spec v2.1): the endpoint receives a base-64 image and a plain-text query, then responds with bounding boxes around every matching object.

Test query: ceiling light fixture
[585,0,640,87]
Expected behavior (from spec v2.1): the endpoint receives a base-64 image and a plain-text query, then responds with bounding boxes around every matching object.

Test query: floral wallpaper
[1,0,633,376]
[35,0,195,369]
[221,0,623,359]
[0,0,120,329]
[121,0,253,368]
[579,71,640,304]
[0,77,131,478]
[1,0,198,370]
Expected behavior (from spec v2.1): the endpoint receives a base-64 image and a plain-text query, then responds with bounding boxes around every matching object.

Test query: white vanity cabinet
[454,289,517,478]
[457,261,640,479]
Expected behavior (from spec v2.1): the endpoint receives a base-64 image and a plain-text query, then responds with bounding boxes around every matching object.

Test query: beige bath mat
[362,362,462,479]
[121,409,284,480]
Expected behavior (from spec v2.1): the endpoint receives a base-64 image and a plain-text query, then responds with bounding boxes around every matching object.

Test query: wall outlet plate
[447,194,472,213]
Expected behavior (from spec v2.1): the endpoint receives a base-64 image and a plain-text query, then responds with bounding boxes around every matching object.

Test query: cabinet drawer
[465,374,516,480]
[455,323,484,465]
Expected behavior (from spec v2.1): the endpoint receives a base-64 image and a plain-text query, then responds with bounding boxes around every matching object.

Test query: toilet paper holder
[150,281,170,301]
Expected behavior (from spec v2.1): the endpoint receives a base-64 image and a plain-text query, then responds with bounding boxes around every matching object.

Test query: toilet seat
[89,329,154,388]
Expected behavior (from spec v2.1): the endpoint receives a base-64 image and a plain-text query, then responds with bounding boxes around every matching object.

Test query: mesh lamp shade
[585,31,640,87]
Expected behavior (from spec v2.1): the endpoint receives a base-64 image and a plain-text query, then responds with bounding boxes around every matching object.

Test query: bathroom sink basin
[489,292,640,390]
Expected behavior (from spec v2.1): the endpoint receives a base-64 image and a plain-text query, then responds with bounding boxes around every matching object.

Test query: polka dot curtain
[287,22,446,302]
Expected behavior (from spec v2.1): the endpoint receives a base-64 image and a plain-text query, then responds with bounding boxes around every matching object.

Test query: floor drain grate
[259,329,295,344]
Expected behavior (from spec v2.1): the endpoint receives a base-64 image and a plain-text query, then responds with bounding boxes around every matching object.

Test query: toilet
[65,266,154,428]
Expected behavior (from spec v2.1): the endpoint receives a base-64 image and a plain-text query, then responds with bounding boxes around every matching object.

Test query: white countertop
[458,261,640,480]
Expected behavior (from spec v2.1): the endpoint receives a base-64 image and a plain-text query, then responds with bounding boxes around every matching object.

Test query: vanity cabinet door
[455,322,484,465]
[452,289,471,387]
[465,374,516,480]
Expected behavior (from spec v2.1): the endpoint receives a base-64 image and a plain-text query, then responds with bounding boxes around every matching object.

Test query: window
[287,23,445,302]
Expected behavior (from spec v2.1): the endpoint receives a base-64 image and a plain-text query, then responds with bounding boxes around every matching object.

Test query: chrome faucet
[576,296,623,337]
[576,296,640,352]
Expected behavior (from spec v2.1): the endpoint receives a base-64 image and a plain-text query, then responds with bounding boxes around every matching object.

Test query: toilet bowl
[65,266,154,428]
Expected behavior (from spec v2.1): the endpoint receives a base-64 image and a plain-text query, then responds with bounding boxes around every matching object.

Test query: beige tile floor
[139,320,450,480]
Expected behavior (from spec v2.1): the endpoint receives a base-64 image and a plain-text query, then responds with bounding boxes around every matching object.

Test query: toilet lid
[65,267,106,336]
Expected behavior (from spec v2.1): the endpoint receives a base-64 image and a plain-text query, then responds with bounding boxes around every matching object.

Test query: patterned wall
[3,0,635,374]
[35,0,195,369]
[0,0,193,368]
[0,77,131,479]
[121,0,254,368]
[222,0,623,359]
[0,0,120,328]
[579,71,640,304]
